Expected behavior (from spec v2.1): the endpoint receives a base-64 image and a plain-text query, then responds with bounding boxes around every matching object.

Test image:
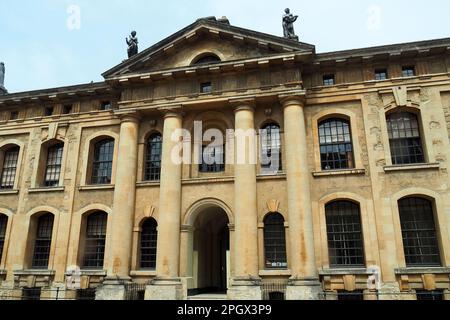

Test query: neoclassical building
[0,17,449,300]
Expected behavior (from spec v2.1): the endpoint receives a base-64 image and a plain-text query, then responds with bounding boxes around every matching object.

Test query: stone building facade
[0,17,449,300]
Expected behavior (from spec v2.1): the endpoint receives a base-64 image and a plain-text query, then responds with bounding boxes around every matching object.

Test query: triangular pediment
[102,18,315,78]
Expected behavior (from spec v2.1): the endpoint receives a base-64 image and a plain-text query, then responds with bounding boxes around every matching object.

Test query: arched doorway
[190,206,230,295]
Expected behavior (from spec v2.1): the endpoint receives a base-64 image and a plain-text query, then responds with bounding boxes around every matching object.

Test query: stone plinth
[145,278,184,300]
[227,277,262,300]
[286,278,322,300]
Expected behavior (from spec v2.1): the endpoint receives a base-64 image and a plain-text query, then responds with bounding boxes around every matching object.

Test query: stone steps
[187,294,228,301]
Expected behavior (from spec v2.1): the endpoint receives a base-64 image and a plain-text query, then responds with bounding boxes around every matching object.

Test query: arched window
[0,214,7,262]
[260,123,282,172]
[31,214,54,269]
[192,54,221,65]
[325,201,365,267]
[199,137,225,173]
[83,212,107,269]
[319,118,354,170]
[144,133,162,181]
[386,111,424,165]
[0,146,19,189]
[264,213,287,269]
[44,143,64,187]
[91,139,114,185]
[140,218,158,270]
[398,197,441,266]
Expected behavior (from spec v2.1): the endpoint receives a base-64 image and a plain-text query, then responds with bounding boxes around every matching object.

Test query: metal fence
[261,280,288,300]
[124,283,146,300]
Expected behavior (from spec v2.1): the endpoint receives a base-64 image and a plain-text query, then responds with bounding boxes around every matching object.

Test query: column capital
[229,98,255,113]
[158,105,184,119]
[279,93,306,108]
[119,111,141,124]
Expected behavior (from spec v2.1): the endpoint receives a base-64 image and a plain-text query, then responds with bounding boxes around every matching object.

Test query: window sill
[319,268,373,276]
[14,269,56,276]
[182,176,234,185]
[394,267,450,275]
[136,181,160,188]
[75,270,107,277]
[29,187,65,193]
[312,169,366,178]
[78,185,115,191]
[257,173,286,180]
[0,189,19,195]
[259,269,291,277]
[130,270,157,277]
[383,163,440,172]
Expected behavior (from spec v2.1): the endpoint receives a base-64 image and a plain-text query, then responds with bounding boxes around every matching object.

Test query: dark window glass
[0,215,7,262]
[0,147,19,189]
[264,213,287,269]
[63,105,73,114]
[44,107,54,117]
[319,118,354,170]
[22,288,41,300]
[144,133,162,181]
[416,290,444,301]
[386,112,424,165]
[337,290,364,300]
[44,143,64,187]
[193,55,221,65]
[199,144,225,173]
[375,69,388,81]
[323,74,335,86]
[100,101,113,111]
[10,111,19,120]
[260,123,282,173]
[140,219,158,270]
[326,201,365,267]
[31,214,54,269]
[399,197,441,267]
[402,66,415,77]
[200,82,212,93]
[83,212,107,269]
[76,288,97,300]
[91,139,114,185]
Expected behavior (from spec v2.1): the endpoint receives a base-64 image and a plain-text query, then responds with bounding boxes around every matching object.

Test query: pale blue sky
[1,0,449,93]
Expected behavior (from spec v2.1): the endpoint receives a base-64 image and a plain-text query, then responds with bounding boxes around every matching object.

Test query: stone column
[228,101,262,300]
[281,94,321,300]
[98,113,140,300]
[145,110,184,300]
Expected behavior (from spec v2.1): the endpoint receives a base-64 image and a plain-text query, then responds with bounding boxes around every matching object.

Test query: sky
[0,0,449,93]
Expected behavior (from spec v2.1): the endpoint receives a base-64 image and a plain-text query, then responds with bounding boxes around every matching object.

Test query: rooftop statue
[126,31,139,58]
[282,8,299,41]
[0,62,5,88]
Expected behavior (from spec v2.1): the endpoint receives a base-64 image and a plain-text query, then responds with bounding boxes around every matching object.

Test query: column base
[95,277,132,300]
[227,277,262,300]
[286,278,322,300]
[145,278,185,300]
[378,282,415,300]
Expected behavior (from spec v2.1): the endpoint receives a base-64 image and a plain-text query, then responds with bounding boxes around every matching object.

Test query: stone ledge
[182,177,234,185]
[28,187,65,193]
[130,270,157,277]
[136,181,160,188]
[0,189,19,195]
[394,267,450,275]
[319,268,372,275]
[259,269,291,277]
[383,163,440,172]
[72,270,107,277]
[14,269,56,276]
[312,169,366,178]
[256,173,286,180]
[78,185,115,191]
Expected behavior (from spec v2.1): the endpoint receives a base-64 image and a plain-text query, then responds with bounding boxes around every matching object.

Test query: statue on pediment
[283,8,299,41]
[126,31,139,58]
[0,62,5,88]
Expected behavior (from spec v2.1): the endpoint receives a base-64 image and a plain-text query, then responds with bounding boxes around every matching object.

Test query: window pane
[91,139,114,184]
[32,214,54,269]
[319,119,354,170]
[44,144,64,187]
[0,147,19,189]
[0,215,7,263]
[140,219,158,269]
[83,212,107,269]
[264,213,287,269]
[144,134,162,181]
[326,201,365,267]
[260,123,282,172]
[386,112,424,165]
[199,144,225,173]
[398,198,441,267]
